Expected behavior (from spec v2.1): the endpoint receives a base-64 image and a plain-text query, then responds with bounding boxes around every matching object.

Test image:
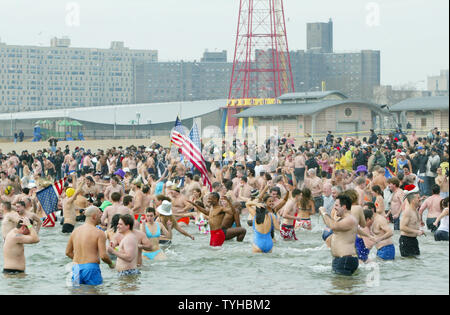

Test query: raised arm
[187,200,209,216]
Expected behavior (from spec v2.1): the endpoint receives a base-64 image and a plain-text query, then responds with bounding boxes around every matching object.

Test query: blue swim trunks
[72,263,103,286]
[377,244,395,260]
[355,236,370,262]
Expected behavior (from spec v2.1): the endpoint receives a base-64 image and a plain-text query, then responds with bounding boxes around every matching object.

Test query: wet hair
[111,192,121,202]
[111,214,121,232]
[142,185,150,194]
[156,195,171,202]
[441,197,449,210]
[119,214,134,230]
[364,202,377,213]
[431,184,440,195]
[270,187,281,197]
[2,201,11,211]
[371,185,384,198]
[17,201,26,208]
[299,188,312,209]
[123,195,133,206]
[223,180,233,191]
[363,209,374,220]
[336,194,352,211]
[292,188,302,198]
[405,192,419,203]
[255,206,267,225]
[210,192,220,201]
[145,207,156,214]
[355,177,365,186]
[388,177,400,187]
[344,189,358,205]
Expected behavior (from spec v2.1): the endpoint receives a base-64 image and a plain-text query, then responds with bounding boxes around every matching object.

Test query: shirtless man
[279,189,300,241]
[3,217,39,275]
[319,194,359,276]
[130,181,146,214]
[43,156,56,179]
[219,197,247,241]
[107,214,140,276]
[65,206,114,286]
[235,176,252,210]
[127,154,138,177]
[181,173,201,197]
[82,176,100,199]
[372,166,387,191]
[400,186,425,257]
[1,201,20,240]
[386,178,404,231]
[168,188,190,225]
[189,192,244,247]
[82,153,93,173]
[101,192,133,228]
[294,151,306,185]
[104,176,124,201]
[62,179,86,233]
[303,169,323,211]
[418,184,443,233]
[109,218,150,268]
[15,201,41,234]
[363,207,395,260]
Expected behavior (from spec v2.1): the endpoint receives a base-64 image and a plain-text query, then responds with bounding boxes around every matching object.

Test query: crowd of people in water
[0,126,448,284]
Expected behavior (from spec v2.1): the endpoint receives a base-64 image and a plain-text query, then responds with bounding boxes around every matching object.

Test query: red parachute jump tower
[223,0,295,133]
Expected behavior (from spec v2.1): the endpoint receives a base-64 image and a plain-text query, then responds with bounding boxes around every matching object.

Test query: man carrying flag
[37,176,69,228]
[171,117,212,193]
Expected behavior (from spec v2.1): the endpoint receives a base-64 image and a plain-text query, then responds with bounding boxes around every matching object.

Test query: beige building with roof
[234,91,392,140]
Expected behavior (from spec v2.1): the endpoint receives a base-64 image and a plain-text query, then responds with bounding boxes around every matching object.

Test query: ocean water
[0,214,448,295]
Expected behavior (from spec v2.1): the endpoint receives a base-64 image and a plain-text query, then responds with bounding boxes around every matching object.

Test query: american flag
[170,116,185,146]
[37,177,67,227]
[171,118,212,192]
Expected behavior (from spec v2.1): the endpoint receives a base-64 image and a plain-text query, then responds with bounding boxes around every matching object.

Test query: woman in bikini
[295,188,315,231]
[141,207,169,260]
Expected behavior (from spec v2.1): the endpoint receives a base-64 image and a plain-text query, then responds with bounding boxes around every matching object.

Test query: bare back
[69,224,107,264]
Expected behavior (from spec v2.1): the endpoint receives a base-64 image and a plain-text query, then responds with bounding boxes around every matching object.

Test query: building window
[345,108,352,117]
[421,118,427,128]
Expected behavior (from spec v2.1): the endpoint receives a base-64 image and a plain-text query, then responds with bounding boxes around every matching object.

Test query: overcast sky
[0,0,448,89]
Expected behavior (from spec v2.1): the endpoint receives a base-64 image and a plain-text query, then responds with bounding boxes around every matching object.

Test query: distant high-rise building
[201,50,227,63]
[291,21,380,101]
[307,19,333,53]
[0,37,157,112]
[135,50,232,103]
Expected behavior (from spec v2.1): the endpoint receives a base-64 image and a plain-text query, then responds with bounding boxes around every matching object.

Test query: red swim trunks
[210,229,226,247]
[177,217,190,225]
[280,224,298,240]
